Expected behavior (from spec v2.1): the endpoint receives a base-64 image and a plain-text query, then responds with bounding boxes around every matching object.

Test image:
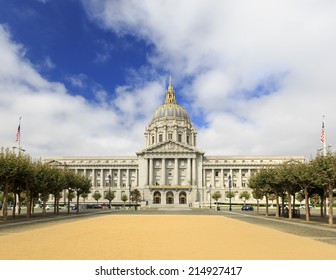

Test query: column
[149,158,153,186]
[118,169,121,187]
[174,158,179,185]
[144,159,148,185]
[135,169,139,186]
[161,158,166,185]
[126,169,130,187]
[101,169,104,187]
[187,158,191,185]
[220,169,224,188]
[192,158,197,185]
[211,169,215,187]
[202,168,205,186]
[238,169,242,188]
[93,169,96,187]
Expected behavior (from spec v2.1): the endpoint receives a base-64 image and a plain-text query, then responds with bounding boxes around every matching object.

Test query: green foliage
[92,192,102,204]
[296,192,305,203]
[225,191,235,199]
[130,189,141,203]
[212,191,222,202]
[121,194,128,204]
[104,189,115,202]
[0,147,93,220]
[239,191,251,203]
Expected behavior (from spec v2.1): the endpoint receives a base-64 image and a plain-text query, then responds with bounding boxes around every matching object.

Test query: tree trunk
[76,194,80,214]
[275,192,279,218]
[18,192,22,215]
[67,189,71,215]
[2,181,9,221]
[30,195,34,215]
[12,193,17,218]
[42,198,47,216]
[56,195,60,215]
[26,186,31,219]
[288,192,292,220]
[304,186,310,222]
[257,200,259,214]
[320,192,324,217]
[328,185,334,225]
[324,188,327,217]
[265,194,269,217]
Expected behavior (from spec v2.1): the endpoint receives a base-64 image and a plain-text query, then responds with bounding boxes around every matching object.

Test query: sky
[1,0,336,160]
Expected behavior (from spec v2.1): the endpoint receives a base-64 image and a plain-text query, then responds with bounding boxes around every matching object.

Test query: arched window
[166,191,174,204]
[179,192,187,204]
[153,191,161,204]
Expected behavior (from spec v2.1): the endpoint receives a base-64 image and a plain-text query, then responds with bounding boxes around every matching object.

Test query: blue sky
[0,0,150,99]
[1,0,336,159]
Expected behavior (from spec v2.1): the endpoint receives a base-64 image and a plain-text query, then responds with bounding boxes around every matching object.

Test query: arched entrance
[179,191,187,204]
[166,191,174,204]
[153,191,161,204]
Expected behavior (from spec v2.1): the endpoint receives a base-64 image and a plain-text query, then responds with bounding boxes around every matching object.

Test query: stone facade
[44,78,304,207]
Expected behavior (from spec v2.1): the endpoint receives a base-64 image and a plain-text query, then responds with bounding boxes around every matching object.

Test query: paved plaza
[1,208,336,260]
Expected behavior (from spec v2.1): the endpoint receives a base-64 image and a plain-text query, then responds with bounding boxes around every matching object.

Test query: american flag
[320,121,325,143]
[15,118,21,142]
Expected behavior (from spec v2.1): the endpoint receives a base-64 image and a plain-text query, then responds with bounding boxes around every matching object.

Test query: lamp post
[209,185,212,209]
[228,175,232,211]
[129,184,131,209]
[108,174,112,209]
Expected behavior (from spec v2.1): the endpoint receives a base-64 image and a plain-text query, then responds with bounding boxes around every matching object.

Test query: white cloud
[82,0,336,159]
[67,73,88,88]
[0,24,163,158]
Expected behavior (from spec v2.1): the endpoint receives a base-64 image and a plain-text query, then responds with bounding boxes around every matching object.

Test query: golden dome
[151,76,190,123]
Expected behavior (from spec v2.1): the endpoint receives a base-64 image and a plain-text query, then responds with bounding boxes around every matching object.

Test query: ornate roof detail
[164,75,176,104]
[137,140,204,155]
[151,76,190,123]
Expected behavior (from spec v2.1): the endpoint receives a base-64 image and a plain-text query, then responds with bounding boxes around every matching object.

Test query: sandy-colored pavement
[1,214,336,260]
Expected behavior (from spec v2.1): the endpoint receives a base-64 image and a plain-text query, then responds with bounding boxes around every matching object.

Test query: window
[152,136,155,144]
[178,134,182,142]
[215,171,219,177]
[168,133,172,140]
[159,134,163,142]
[187,135,189,144]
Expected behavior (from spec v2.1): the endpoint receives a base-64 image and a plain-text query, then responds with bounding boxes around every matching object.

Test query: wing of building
[44,78,304,208]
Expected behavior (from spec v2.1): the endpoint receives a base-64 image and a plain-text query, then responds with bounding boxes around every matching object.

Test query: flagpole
[323,115,326,156]
[18,117,22,151]
[14,117,24,154]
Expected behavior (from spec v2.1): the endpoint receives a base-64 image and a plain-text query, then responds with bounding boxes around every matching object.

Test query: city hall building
[44,79,303,208]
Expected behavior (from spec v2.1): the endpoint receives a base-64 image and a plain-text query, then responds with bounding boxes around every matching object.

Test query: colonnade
[144,157,197,186]
[75,168,138,187]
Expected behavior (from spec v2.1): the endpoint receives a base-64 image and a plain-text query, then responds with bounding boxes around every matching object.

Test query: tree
[92,191,102,205]
[0,148,20,221]
[290,162,315,222]
[121,194,128,208]
[81,193,89,204]
[239,191,250,205]
[130,189,141,203]
[72,174,91,213]
[312,154,336,224]
[225,191,235,200]
[104,189,115,208]
[296,192,305,206]
[310,193,320,207]
[268,194,276,207]
[212,191,222,203]
[251,188,264,214]
[248,168,274,217]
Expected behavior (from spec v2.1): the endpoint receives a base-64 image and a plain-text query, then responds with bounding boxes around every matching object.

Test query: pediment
[137,141,203,155]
